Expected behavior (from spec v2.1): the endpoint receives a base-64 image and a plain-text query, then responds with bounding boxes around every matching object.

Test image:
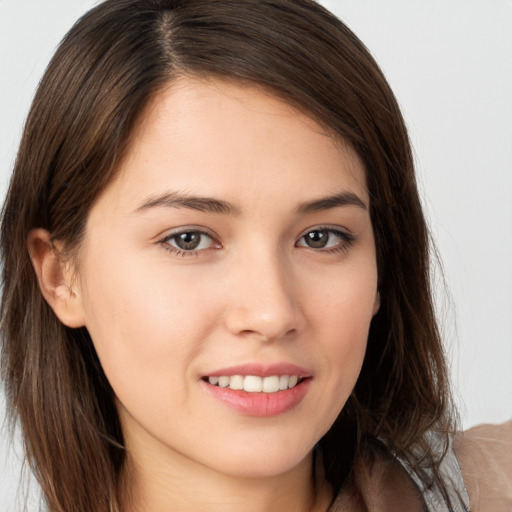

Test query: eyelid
[297,224,354,239]
[155,224,355,257]
[157,226,221,256]
[295,225,355,250]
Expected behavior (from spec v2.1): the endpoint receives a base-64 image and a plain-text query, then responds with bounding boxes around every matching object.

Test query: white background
[1,0,511,509]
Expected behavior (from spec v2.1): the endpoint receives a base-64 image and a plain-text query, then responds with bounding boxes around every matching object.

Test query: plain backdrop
[1,0,511,509]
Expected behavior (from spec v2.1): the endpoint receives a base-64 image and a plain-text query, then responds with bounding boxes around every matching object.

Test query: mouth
[200,363,312,416]
[203,374,305,393]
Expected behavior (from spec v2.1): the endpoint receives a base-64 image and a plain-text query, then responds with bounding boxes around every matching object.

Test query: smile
[202,375,311,417]
[206,375,301,393]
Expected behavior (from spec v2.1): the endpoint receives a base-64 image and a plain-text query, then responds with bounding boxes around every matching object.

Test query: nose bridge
[224,242,302,341]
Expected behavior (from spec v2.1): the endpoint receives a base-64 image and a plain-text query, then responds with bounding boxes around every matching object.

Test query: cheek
[78,249,221,410]
[306,257,377,342]
[305,262,377,402]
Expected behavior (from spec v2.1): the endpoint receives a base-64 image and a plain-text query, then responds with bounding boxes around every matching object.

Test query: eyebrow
[134,191,241,215]
[296,191,367,214]
[134,190,367,215]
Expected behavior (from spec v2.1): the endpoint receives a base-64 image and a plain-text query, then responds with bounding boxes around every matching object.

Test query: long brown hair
[1,1,457,510]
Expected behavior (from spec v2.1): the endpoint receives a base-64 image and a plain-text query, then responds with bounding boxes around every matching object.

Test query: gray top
[397,431,471,512]
[328,430,472,512]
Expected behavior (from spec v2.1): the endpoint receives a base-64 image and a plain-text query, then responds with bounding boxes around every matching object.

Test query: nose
[223,249,305,342]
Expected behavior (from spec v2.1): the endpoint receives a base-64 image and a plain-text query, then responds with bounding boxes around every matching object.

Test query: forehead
[103,77,369,211]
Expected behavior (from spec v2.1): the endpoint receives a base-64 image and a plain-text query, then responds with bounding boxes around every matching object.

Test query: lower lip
[201,379,311,417]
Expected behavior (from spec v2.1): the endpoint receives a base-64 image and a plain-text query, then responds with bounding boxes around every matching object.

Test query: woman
[1,1,510,511]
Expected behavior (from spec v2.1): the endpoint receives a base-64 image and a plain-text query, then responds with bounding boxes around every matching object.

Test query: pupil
[176,232,200,250]
[306,230,328,248]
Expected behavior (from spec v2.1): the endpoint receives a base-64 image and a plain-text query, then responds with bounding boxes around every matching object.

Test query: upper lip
[203,362,312,379]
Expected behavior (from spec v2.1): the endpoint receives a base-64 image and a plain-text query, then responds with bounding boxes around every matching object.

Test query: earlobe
[27,229,86,328]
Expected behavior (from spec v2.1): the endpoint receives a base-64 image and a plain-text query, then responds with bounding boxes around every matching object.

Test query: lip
[200,362,312,417]
[202,362,312,379]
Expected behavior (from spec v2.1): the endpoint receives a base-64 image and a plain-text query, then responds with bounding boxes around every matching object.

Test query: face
[74,78,379,479]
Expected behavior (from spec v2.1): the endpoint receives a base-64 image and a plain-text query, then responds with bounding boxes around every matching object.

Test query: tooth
[218,376,230,388]
[263,376,280,393]
[210,374,301,392]
[244,375,263,393]
[229,375,244,390]
[279,375,290,390]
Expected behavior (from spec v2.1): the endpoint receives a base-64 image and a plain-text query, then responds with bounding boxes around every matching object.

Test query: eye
[160,229,217,254]
[296,228,354,251]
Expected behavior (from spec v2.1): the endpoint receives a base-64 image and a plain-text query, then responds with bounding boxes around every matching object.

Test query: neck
[119,433,331,512]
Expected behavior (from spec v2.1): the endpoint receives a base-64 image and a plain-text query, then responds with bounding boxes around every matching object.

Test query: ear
[28,229,86,328]
[372,290,381,316]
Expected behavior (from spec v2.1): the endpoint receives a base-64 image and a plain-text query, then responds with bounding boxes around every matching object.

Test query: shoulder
[454,421,512,512]
[330,423,512,512]
[330,450,425,512]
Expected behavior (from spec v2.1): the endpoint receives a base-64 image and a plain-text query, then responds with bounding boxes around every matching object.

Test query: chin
[205,438,315,479]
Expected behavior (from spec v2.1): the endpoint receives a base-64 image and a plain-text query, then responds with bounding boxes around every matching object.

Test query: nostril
[224,303,303,342]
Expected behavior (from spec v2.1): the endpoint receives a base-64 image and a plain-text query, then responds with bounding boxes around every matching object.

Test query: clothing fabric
[328,421,512,512]
[454,421,512,512]
[396,430,470,511]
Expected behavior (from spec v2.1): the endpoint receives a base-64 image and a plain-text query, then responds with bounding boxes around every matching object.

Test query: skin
[30,78,380,512]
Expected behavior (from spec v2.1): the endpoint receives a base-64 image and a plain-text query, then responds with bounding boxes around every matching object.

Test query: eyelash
[158,228,217,257]
[296,227,356,254]
[157,226,355,257]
